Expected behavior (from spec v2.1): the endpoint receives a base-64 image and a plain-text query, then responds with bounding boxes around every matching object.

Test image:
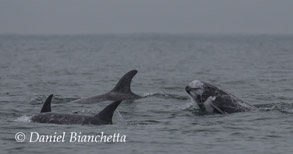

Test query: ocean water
[1,34,293,154]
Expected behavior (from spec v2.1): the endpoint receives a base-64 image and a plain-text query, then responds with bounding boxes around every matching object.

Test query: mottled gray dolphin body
[70,70,141,104]
[31,94,122,125]
[185,80,256,114]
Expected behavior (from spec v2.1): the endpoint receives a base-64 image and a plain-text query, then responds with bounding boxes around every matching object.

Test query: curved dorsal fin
[110,70,137,94]
[95,100,122,123]
[40,94,53,113]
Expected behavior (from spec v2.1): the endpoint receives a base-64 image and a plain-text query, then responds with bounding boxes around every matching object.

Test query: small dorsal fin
[40,94,53,113]
[110,70,137,94]
[95,100,122,123]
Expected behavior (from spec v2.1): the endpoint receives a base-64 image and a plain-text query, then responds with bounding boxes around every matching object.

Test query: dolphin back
[69,70,141,104]
[32,99,122,125]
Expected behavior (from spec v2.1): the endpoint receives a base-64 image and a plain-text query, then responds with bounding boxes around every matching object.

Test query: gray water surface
[1,34,293,154]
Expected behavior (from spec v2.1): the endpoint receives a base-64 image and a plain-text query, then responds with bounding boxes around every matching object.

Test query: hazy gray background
[0,0,293,34]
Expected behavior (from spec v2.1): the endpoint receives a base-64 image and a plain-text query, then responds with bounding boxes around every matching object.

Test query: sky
[0,0,293,35]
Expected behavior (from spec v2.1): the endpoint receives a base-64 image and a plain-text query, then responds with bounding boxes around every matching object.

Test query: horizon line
[1,32,293,36]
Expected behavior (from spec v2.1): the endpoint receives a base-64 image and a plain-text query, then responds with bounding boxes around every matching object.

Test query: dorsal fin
[40,94,53,113]
[110,70,137,94]
[95,100,122,123]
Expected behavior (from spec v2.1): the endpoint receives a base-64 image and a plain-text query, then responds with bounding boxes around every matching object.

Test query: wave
[255,103,293,114]
[30,95,80,105]
[143,92,188,100]
[183,102,293,115]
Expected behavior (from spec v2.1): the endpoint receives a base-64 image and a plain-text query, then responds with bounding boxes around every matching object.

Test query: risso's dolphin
[185,80,256,114]
[31,94,122,125]
[70,70,141,104]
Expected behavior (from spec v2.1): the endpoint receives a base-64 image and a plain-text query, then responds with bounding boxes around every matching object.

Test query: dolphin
[31,94,122,125]
[70,70,141,104]
[185,80,256,114]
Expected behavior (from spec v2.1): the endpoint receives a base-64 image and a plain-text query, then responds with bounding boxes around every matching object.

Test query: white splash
[142,92,157,97]
[112,110,127,125]
[15,115,32,123]
[188,95,200,109]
